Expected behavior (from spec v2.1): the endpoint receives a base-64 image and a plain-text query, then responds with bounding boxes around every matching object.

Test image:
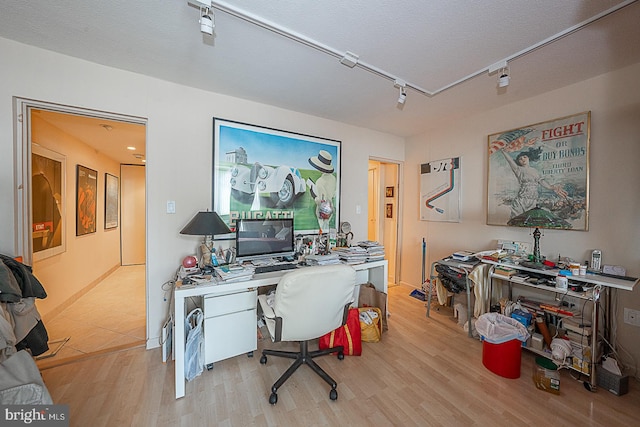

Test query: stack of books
[213,265,254,283]
[452,251,475,261]
[332,246,369,264]
[357,241,385,262]
[305,253,341,266]
[493,265,518,277]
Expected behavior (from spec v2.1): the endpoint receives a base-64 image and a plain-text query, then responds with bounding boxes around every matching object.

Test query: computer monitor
[235,218,295,261]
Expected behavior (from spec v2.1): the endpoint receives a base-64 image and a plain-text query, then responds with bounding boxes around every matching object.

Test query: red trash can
[482,338,522,379]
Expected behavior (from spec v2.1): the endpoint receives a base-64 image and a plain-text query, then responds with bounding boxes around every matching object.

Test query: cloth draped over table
[435,263,491,318]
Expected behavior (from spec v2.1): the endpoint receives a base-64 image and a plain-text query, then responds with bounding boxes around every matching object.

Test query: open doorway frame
[13,97,148,350]
[368,157,403,285]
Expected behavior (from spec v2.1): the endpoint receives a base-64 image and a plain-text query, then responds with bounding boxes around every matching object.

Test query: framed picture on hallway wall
[76,164,97,236]
[104,173,119,229]
[213,118,341,234]
[32,144,67,260]
[487,111,590,230]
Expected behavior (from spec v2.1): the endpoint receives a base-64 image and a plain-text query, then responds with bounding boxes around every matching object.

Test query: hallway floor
[36,265,146,368]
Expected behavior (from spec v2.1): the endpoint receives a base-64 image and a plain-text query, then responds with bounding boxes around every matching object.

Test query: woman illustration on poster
[501,147,567,218]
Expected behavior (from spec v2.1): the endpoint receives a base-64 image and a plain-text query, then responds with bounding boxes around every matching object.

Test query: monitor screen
[235,218,295,261]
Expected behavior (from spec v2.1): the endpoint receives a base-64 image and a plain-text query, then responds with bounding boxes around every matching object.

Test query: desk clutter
[177,240,387,287]
[426,243,637,395]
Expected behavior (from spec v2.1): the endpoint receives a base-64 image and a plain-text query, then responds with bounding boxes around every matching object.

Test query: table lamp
[180,210,231,268]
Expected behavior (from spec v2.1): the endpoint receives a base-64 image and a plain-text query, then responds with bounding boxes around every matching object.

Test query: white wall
[401,62,640,367]
[0,38,404,349]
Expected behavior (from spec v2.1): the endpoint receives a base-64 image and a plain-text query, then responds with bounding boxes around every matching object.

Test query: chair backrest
[273,264,356,341]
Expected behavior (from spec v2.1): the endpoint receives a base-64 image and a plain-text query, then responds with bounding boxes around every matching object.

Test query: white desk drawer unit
[204,289,257,369]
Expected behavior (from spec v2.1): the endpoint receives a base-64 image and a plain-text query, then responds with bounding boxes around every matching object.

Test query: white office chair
[258,264,356,404]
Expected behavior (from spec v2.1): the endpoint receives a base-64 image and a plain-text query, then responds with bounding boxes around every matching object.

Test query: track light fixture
[398,86,407,104]
[394,79,407,105]
[498,66,510,88]
[200,7,214,35]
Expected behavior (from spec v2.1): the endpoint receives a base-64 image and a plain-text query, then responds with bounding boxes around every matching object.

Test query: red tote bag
[319,308,362,356]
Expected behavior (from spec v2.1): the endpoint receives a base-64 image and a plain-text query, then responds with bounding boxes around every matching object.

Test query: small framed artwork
[386,203,393,219]
[104,173,119,229]
[385,186,394,198]
[76,164,97,236]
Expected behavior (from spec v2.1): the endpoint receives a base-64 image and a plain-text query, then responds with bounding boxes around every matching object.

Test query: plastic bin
[476,313,530,379]
[532,357,560,394]
[482,339,523,378]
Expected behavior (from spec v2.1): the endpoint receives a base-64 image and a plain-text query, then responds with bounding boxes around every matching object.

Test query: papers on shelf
[213,265,254,283]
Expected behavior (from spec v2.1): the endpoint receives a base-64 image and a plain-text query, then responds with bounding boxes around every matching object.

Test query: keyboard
[255,263,298,274]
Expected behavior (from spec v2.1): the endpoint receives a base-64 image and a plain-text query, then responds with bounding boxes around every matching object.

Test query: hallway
[36,265,146,368]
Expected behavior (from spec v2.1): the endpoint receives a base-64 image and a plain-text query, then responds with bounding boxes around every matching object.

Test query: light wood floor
[36,265,146,369]
[40,283,639,426]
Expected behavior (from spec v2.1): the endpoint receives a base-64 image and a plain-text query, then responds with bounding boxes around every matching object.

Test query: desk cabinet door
[204,308,257,364]
[204,289,257,365]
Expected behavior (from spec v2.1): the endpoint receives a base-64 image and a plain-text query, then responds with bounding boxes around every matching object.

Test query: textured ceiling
[2,0,640,156]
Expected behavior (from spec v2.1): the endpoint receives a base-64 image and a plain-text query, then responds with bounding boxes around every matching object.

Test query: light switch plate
[167,200,176,214]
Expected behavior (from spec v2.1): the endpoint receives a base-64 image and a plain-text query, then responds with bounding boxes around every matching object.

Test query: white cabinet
[203,289,257,368]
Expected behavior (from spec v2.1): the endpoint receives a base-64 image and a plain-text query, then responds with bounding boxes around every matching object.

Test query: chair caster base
[269,392,278,404]
[329,388,338,401]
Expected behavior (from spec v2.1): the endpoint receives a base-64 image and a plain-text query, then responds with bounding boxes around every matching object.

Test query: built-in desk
[173,260,388,399]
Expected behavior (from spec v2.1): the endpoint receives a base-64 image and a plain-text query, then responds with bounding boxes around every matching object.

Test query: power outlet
[623,308,640,327]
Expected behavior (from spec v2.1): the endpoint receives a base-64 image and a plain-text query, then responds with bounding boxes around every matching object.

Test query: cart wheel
[247,351,254,357]
[206,363,214,371]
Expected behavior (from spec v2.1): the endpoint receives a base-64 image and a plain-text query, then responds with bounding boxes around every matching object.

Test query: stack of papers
[213,265,254,283]
[357,241,385,262]
[332,246,369,264]
[305,253,341,265]
[452,251,475,261]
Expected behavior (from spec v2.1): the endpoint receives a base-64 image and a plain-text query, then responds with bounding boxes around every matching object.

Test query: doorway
[368,159,401,285]
[14,98,147,361]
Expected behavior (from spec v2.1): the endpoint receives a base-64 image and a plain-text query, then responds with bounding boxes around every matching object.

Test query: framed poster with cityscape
[487,111,590,230]
[213,118,341,235]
